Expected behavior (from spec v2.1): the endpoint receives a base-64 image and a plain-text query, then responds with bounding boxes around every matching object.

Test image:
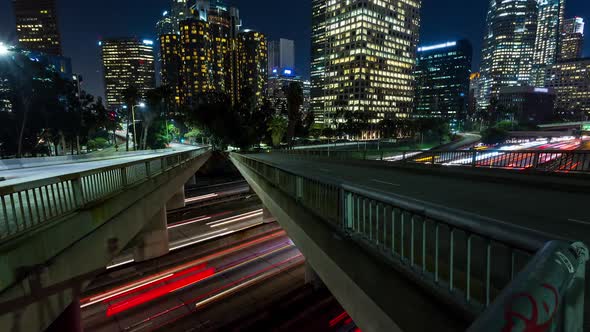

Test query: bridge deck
[252,153,589,243]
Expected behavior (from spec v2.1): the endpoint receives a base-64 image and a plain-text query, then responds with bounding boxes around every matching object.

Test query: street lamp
[0,43,9,56]
[131,103,146,150]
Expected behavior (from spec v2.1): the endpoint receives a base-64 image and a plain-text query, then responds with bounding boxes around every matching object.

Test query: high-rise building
[545,58,590,116]
[236,30,268,106]
[268,39,295,74]
[207,3,233,94]
[415,40,472,127]
[310,0,422,127]
[497,86,556,124]
[310,0,327,124]
[468,72,482,119]
[156,0,191,36]
[267,68,303,112]
[12,0,62,55]
[100,39,156,109]
[478,0,538,110]
[560,17,585,60]
[159,34,182,106]
[531,0,565,86]
[178,18,213,105]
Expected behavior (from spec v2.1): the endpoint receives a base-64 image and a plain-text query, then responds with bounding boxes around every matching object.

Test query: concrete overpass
[231,152,588,332]
[0,145,211,331]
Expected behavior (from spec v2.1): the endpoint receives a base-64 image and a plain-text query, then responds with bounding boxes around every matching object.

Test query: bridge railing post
[532,151,540,170]
[471,151,477,167]
[70,176,84,208]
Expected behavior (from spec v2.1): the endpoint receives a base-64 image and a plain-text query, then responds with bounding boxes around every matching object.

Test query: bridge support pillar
[263,206,273,223]
[46,298,82,332]
[186,174,197,186]
[305,262,324,290]
[167,185,186,210]
[133,208,169,262]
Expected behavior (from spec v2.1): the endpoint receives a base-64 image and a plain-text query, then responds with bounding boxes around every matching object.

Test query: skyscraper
[268,39,295,73]
[478,0,538,110]
[560,17,585,60]
[159,34,182,106]
[100,39,156,109]
[207,2,233,94]
[310,0,422,127]
[236,30,268,106]
[546,58,590,116]
[531,0,565,86]
[310,0,327,124]
[178,18,213,105]
[12,0,62,55]
[415,40,472,127]
[156,0,191,36]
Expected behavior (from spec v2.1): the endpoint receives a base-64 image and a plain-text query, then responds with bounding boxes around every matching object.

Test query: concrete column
[133,208,169,262]
[305,262,324,290]
[46,298,82,332]
[166,185,185,210]
[262,206,274,223]
[186,174,197,186]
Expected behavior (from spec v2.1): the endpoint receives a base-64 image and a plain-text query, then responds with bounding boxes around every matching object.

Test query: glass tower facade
[546,58,590,116]
[560,17,585,60]
[311,0,422,127]
[237,31,268,107]
[478,0,538,111]
[531,0,565,86]
[100,39,156,109]
[415,40,472,127]
[12,0,62,56]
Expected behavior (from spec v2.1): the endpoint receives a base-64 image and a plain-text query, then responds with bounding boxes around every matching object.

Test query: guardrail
[281,149,590,173]
[232,153,588,330]
[0,147,209,241]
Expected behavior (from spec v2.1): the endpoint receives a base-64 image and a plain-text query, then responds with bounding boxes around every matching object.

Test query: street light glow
[0,43,9,56]
[138,102,146,108]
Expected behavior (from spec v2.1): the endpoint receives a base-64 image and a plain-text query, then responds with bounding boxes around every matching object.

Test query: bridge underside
[231,155,471,332]
[0,151,211,332]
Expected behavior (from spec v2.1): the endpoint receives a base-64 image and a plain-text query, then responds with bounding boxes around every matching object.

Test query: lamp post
[132,103,145,150]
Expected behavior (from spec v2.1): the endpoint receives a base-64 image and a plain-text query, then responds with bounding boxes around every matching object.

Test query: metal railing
[232,153,588,330]
[0,148,209,241]
[281,149,590,173]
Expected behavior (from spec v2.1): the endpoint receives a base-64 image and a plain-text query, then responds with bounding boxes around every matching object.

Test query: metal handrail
[0,147,209,241]
[231,153,587,328]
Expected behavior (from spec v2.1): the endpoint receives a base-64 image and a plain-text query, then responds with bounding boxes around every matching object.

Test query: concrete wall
[0,151,211,332]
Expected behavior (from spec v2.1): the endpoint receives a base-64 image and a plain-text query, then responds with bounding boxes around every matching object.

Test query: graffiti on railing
[502,283,559,332]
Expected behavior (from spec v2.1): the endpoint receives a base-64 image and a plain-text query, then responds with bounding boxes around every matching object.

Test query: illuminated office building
[545,58,590,116]
[415,40,472,126]
[310,0,327,124]
[267,68,303,112]
[12,0,62,56]
[159,34,182,106]
[236,30,268,106]
[468,72,482,118]
[531,0,565,86]
[478,0,538,110]
[311,0,422,127]
[268,39,295,74]
[560,17,585,60]
[207,2,233,94]
[156,0,191,36]
[100,39,156,109]
[178,18,213,105]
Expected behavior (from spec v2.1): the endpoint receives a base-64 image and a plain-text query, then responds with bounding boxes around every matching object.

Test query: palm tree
[268,115,288,147]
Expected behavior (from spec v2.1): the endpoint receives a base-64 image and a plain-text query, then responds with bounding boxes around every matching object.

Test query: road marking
[371,179,401,187]
[568,218,590,226]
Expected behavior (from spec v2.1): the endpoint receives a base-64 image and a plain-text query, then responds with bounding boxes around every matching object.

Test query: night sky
[0,0,589,100]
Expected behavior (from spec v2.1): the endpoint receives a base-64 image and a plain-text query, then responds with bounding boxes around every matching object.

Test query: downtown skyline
[0,0,589,101]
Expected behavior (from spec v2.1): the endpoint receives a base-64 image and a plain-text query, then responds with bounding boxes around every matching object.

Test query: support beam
[305,261,324,290]
[186,174,197,186]
[263,206,274,223]
[167,185,186,210]
[45,298,82,332]
[133,208,169,262]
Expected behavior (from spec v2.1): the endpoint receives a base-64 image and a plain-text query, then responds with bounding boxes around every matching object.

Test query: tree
[285,82,303,146]
[268,115,288,147]
[122,85,140,151]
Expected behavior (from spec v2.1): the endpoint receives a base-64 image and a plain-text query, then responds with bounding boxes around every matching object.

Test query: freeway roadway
[248,153,590,245]
[82,228,304,331]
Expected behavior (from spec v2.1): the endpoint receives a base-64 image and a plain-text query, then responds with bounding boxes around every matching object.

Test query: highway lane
[82,231,303,332]
[108,199,266,269]
[249,153,590,244]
